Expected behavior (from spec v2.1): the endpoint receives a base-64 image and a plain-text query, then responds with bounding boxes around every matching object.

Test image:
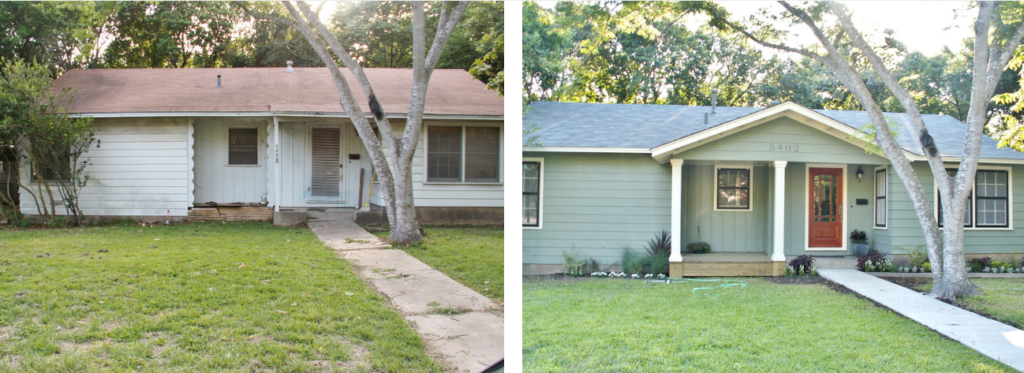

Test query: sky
[536,1,976,57]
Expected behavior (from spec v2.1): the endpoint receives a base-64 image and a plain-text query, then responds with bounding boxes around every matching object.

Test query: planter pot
[852,242,870,257]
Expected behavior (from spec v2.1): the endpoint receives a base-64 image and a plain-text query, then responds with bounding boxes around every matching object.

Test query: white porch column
[273,116,281,212]
[670,159,684,263]
[772,161,787,262]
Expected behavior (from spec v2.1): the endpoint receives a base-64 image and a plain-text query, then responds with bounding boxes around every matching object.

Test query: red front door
[808,167,843,248]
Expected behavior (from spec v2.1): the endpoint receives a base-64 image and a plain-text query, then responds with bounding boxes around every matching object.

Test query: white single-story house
[522,101,1024,276]
[18,67,504,225]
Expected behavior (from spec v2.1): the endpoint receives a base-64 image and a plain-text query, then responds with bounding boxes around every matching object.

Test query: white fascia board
[523,146,651,154]
[69,112,502,121]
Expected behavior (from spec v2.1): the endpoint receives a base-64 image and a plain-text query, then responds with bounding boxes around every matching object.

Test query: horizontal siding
[886,163,1024,255]
[20,118,190,216]
[523,152,671,265]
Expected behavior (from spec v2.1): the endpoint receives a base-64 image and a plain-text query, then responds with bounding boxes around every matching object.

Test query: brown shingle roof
[52,67,503,117]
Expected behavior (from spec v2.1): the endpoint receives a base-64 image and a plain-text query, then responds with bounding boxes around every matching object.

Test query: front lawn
[371,226,503,303]
[888,277,1024,329]
[0,222,440,372]
[523,278,1011,372]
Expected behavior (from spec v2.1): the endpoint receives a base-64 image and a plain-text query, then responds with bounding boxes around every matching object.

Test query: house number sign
[768,143,800,152]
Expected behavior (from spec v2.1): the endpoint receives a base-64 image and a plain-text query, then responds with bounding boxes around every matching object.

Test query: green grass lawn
[370,226,503,303]
[894,277,1024,329]
[523,278,1012,373]
[0,222,441,372]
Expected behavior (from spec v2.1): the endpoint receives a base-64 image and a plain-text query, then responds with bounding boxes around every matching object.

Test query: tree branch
[707,5,822,60]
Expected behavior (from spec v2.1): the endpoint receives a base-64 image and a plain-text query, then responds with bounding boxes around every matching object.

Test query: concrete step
[306,209,356,222]
[811,256,859,269]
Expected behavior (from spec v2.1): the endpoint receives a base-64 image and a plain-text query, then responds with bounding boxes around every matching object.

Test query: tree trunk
[388,166,421,243]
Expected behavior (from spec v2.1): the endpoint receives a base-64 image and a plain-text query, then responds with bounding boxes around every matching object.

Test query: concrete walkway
[309,220,503,373]
[819,269,1024,371]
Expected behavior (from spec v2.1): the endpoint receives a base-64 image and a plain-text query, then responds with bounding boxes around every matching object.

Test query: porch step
[306,208,356,222]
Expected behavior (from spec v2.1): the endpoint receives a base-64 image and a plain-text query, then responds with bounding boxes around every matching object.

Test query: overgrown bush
[621,247,645,274]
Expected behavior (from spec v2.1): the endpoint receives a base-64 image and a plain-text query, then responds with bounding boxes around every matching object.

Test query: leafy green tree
[0,59,94,223]
[0,2,101,74]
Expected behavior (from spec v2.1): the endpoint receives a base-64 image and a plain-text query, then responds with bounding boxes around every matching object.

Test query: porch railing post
[273,116,281,212]
[772,161,788,262]
[669,159,684,266]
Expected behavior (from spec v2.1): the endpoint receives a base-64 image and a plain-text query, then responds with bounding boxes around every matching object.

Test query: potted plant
[850,230,869,256]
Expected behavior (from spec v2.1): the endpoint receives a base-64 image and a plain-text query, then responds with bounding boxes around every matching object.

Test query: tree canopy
[0,1,503,93]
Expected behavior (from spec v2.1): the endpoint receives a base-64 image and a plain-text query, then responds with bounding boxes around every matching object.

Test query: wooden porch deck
[670,253,784,277]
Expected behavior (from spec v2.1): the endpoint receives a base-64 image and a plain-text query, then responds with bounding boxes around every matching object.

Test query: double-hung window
[426,126,500,183]
[874,168,887,228]
[937,168,1010,229]
[715,167,751,211]
[523,159,542,228]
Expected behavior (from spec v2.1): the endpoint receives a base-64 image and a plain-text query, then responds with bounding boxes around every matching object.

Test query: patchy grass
[890,277,1024,329]
[371,226,503,303]
[0,222,441,372]
[523,278,1012,372]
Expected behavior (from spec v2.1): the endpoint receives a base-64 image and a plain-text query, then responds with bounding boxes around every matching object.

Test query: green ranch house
[522,101,1024,277]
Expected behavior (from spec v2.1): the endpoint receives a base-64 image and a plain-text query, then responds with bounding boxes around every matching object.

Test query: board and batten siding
[368,120,504,209]
[19,118,191,217]
[881,162,1024,255]
[679,164,770,253]
[272,120,371,208]
[522,152,671,265]
[192,119,270,204]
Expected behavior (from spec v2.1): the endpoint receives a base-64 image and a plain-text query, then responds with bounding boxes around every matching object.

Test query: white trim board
[70,112,504,121]
[523,146,650,154]
[712,162,754,212]
[522,157,545,230]
[804,163,849,252]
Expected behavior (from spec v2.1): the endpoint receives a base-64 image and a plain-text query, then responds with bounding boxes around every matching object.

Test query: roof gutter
[524,146,651,154]
[68,112,503,121]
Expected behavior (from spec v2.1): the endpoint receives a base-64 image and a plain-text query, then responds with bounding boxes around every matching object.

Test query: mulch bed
[762,276,825,285]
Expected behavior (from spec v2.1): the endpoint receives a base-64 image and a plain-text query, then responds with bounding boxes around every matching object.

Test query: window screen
[427,126,462,182]
[465,127,500,182]
[228,128,259,165]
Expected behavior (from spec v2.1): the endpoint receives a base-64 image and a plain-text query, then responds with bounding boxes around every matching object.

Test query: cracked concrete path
[820,269,1024,371]
[309,220,503,373]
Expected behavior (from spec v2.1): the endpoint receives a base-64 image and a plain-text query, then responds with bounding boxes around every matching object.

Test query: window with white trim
[427,126,500,183]
[715,167,751,210]
[874,168,886,228]
[523,160,542,227]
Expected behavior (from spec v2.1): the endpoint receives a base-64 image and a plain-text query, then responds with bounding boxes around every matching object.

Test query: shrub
[968,257,993,272]
[49,216,67,228]
[788,255,816,276]
[923,262,931,272]
[648,254,668,276]
[563,251,588,277]
[645,230,671,259]
[990,260,1006,269]
[909,247,928,268]
[857,250,895,272]
[849,230,868,243]
[588,258,601,274]
[621,247,645,274]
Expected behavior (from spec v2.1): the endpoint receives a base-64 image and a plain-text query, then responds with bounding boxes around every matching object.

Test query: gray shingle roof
[523,101,1024,161]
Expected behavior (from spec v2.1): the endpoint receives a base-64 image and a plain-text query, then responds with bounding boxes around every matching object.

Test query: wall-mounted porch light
[855,166,864,182]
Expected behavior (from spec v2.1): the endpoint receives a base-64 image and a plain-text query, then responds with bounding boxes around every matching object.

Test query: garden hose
[645,278,747,294]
